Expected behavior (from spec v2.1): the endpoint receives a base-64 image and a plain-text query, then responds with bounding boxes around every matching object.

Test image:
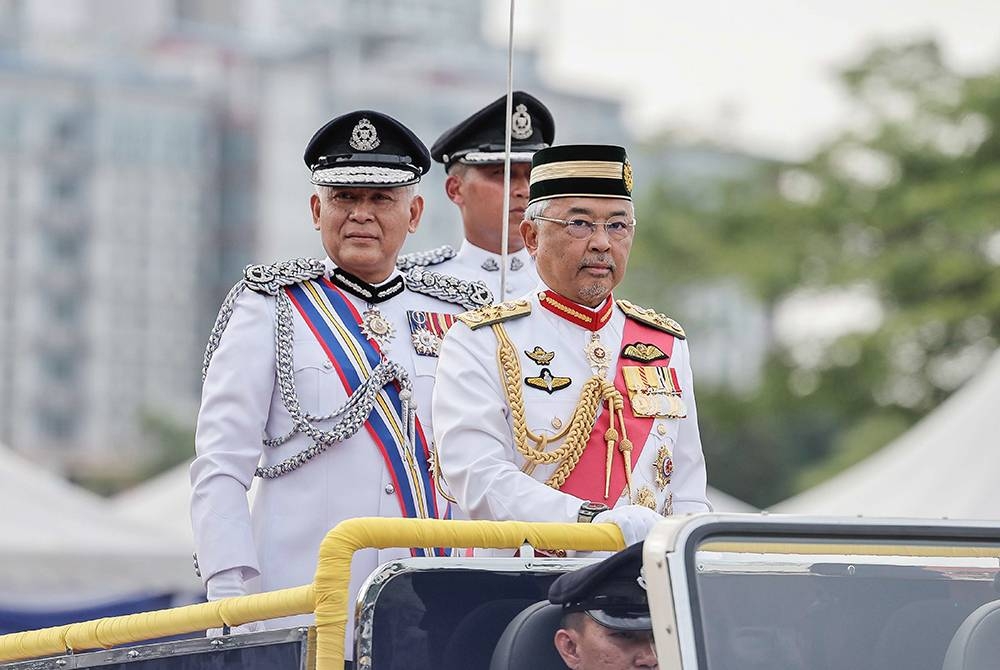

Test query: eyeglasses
[533,215,637,240]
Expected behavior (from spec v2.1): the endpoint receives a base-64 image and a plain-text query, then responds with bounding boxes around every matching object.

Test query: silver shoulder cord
[499,0,516,299]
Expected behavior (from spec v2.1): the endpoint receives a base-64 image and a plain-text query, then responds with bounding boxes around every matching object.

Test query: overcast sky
[485,0,1000,160]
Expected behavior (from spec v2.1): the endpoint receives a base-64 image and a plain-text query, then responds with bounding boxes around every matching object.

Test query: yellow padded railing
[0,586,314,663]
[0,518,624,667]
[312,518,625,670]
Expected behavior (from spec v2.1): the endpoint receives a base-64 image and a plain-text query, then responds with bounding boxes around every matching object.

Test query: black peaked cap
[304,110,431,188]
[430,91,555,169]
[548,541,651,631]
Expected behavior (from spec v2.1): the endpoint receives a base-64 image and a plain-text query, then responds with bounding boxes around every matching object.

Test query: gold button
[551,417,563,429]
[656,424,667,436]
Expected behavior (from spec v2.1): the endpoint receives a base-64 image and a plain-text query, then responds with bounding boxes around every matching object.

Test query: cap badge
[622,159,633,194]
[349,117,381,151]
[511,103,533,140]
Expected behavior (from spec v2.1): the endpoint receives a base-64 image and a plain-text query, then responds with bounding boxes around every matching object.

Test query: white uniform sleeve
[190,288,274,584]
[668,339,712,513]
[432,324,584,523]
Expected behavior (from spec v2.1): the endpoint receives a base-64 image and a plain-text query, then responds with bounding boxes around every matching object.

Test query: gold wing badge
[621,342,668,363]
[524,346,555,365]
[524,367,572,394]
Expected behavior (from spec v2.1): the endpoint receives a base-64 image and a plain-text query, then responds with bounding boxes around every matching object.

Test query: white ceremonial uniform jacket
[191,259,462,641]
[433,239,538,302]
[432,285,711,528]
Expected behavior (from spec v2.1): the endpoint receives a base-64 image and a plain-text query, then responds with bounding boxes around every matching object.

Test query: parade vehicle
[1,514,998,670]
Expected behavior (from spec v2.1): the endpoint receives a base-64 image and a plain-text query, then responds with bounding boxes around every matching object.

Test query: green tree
[626,40,1000,507]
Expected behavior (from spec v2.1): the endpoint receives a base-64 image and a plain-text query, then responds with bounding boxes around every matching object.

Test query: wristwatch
[577,501,610,523]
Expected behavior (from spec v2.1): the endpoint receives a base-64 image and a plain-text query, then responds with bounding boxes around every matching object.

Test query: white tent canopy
[0,443,200,605]
[773,349,1000,520]
[112,461,197,548]
[707,486,757,513]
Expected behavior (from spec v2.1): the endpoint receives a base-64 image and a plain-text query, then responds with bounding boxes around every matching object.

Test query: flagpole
[499,0,516,300]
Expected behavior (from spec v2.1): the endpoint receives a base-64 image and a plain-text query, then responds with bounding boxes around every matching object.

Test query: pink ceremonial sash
[558,317,676,503]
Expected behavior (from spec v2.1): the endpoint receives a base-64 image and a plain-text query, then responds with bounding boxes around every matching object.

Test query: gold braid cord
[493,324,633,493]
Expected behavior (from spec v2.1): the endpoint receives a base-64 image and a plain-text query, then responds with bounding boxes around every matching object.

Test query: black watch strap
[577,501,610,523]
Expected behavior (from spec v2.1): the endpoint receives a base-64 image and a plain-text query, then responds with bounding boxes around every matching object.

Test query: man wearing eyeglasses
[432,144,710,549]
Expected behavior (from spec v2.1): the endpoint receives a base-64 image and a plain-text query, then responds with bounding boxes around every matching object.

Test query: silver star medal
[361,307,395,349]
[410,328,442,356]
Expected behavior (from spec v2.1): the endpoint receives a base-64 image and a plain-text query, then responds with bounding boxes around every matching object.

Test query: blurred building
[0,57,220,472]
[0,0,763,475]
[0,0,628,475]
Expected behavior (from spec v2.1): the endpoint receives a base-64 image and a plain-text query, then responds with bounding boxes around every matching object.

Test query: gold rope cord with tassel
[492,324,635,496]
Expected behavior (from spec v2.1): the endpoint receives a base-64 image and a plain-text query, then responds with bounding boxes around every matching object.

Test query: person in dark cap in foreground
[550,542,658,669]
[190,110,489,647]
[433,144,710,555]
[397,91,555,300]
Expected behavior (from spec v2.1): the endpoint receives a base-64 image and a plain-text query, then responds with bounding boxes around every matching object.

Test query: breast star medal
[584,333,610,375]
[360,307,395,348]
[654,445,674,490]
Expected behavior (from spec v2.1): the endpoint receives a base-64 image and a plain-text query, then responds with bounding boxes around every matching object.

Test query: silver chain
[202,280,247,381]
[201,258,470,480]
[395,244,456,271]
[202,258,327,381]
[404,267,493,309]
[255,290,415,479]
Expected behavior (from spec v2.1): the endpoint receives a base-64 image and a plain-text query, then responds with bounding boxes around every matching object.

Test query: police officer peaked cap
[304,110,431,188]
[548,541,651,631]
[431,91,555,170]
[528,144,632,205]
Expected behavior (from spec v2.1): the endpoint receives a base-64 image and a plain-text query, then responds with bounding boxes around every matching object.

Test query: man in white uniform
[432,144,711,549]
[397,91,554,300]
[190,110,490,641]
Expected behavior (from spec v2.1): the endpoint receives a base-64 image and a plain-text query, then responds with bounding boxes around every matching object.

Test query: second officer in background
[397,91,554,300]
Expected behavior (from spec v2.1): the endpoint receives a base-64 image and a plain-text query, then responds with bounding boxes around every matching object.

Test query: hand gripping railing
[0,518,625,668]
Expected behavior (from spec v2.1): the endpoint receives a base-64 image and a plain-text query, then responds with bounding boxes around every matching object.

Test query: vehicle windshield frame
[676,516,1000,670]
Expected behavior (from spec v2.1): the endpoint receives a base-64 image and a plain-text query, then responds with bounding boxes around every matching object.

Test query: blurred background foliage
[624,40,1000,507]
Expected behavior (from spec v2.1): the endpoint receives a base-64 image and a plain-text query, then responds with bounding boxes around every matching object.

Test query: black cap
[548,542,651,632]
[528,144,632,205]
[430,91,555,170]
[304,110,431,188]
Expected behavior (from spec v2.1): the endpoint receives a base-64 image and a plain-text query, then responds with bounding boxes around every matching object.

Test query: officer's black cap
[303,110,431,188]
[548,542,651,632]
[430,91,555,170]
[528,144,632,205]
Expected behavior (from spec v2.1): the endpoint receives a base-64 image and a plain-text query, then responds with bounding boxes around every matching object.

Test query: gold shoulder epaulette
[243,258,326,296]
[616,299,686,339]
[456,299,532,330]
